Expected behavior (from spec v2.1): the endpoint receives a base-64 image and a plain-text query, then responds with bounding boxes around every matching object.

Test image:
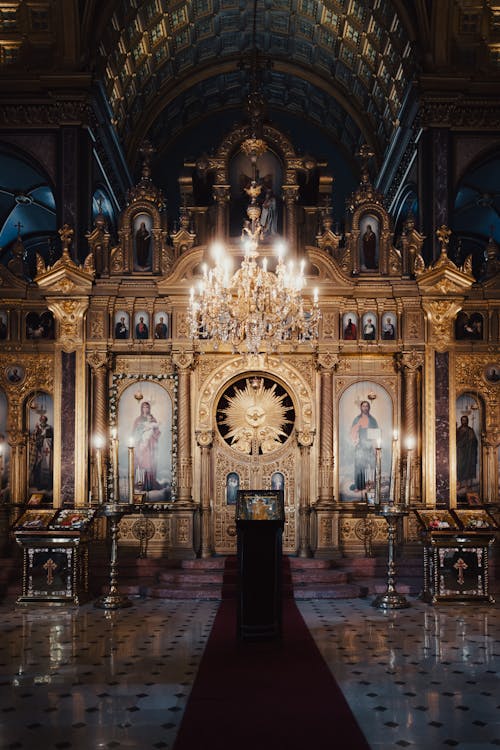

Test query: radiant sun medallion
[217,376,294,455]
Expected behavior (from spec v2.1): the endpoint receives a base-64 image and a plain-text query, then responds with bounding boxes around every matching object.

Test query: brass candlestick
[372,502,410,610]
[95,503,133,610]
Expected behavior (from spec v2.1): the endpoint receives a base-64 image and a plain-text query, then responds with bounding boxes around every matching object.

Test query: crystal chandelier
[188,213,321,355]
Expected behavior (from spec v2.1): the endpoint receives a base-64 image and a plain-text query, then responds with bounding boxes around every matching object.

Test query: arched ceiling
[94,0,420,165]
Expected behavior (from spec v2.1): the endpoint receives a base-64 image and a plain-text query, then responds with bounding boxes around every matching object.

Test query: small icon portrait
[484,364,500,384]
[362,313,377,340]
[25,311,54,340]
[381,312,396,340]
[114,311,130,339]
[5,365,24,384]
[154,313,169,340]
[342,313,358,340]
[134,312,149,339]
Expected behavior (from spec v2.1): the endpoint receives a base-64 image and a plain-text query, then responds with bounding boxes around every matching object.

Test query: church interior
[0,0,499,748]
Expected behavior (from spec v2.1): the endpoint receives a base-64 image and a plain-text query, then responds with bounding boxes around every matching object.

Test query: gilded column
[314,353,340,558]
[87,351,111,502]
[400,351,424,504]
[173,351,194,505]
[196,430,214,558]
[297,429,314,558]
[317,353,338,504]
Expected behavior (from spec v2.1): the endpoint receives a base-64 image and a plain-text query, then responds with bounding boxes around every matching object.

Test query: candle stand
[95,503,134,610]
[372,502,410,610]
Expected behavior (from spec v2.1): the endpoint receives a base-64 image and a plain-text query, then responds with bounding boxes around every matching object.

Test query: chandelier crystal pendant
[188,218,321,355]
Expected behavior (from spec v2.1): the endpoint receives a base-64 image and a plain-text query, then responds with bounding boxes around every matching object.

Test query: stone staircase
[89,551,424,601]
[5,547,499,602]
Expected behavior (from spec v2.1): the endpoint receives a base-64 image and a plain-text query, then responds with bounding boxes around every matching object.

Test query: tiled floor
[0,599,218,750]
[0,594,499,749]
[298,597,500,750]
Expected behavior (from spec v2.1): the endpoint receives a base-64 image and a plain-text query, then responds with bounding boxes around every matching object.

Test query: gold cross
[453,557,468,585]
[43,558,58,585]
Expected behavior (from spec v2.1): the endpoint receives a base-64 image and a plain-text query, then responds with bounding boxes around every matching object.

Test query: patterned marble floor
[0,594,498,749]
[297,597,500,750]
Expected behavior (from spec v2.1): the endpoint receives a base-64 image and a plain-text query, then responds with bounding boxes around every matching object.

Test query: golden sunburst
[220,379,293,454]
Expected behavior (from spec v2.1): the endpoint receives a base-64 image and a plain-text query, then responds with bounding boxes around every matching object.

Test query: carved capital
[86,350,112,372]
[47,298,90,352]
[316,352,339,372]
[422,299,462,349]
[297,429,315,447]
[172,350,194,371]
[196,430,214,448]
[399,350,424,372]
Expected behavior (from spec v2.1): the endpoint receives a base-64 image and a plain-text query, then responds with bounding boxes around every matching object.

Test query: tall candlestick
[375,439,382,505]
[390,430,398,504]
[95,437,104,504]
[405,437,414,505]
[0,445,4,493]
[128,440,135,504]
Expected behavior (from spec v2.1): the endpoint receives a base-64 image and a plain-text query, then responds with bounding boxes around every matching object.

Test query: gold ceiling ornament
[218,377,293,455]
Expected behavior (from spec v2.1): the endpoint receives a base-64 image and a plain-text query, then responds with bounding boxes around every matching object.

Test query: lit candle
[405,437,415,505]
[313,287,319,304]
[128,437,135,505]
[390,430,398,504]
[95,436,104,504]
[375,437,382,504]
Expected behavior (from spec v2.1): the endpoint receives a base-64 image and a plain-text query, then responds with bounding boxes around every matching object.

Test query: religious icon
[15,508,56,530]
[456,393,480,500]
[28,393,54,495]
[362,312,377,340]
[455,311,483,340]
[338,383,392,502]
[5,365,24,384]
[342,313,358,340]
[484,364,500,384]
[226,472,240,505]
[360,215,379,270]
[50,508,96,530]
[236,490,284,521]
[271,471,285,492]
[133,213,152,271]
[114,311,129,339]
[134,311,149,339]
[25,310,54,340]
[154,312,169,339]
[118,380,173,502]
[381,312,396,340]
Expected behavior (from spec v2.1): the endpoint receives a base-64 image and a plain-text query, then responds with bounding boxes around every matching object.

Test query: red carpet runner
[173,560,370,750]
